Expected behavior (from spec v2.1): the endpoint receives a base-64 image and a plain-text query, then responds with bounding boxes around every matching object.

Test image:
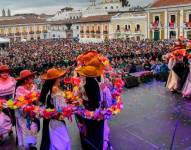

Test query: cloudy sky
[0,0,154,15]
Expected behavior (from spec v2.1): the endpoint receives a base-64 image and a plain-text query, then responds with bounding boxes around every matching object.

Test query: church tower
[2,9,6,17]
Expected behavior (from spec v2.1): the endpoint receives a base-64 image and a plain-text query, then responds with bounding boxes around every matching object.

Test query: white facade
[48,8,82,21]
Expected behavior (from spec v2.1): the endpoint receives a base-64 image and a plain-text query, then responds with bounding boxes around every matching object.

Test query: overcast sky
[0,0,154,15]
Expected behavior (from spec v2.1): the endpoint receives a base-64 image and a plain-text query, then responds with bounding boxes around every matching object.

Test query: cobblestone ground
[1,80,191,150]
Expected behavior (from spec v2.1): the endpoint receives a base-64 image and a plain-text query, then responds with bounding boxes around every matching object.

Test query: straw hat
[41,68,66,80]
[77,50,98,64]
[16,70,36,81]
[76,66,103,77]
[0,65,10,73]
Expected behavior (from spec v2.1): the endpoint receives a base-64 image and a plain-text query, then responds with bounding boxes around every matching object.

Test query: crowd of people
[0,39,175,76]
[0,50,123,150]
[0,38,191,150]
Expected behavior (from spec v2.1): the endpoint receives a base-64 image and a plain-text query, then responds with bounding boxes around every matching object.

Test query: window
[105,7,107,9]
[170,15,176,23]
[76,26,79,30]
[136,24,140,31]
[189,14,191,22]
[111,6,113,9]
[155,16,159,23]
[117,25,120,31]
[128,25,131,30]
[125,25,128,30]
[105,26,107,31]
[98,26,100,31]
[116,6,118,9]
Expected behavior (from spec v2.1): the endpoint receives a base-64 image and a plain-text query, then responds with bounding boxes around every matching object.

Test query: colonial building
[148,0,191,40]
[77,14,113,42]
[47,7,81,39]
[0,17,49,42]
[48,20,80,39]
[110,11,148,40]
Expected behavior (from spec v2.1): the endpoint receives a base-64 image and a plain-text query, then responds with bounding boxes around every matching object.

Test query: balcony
[43,30,48,33]
[29,31,34,34]
[169,22,175,29]
[22,32,28,35]
[135,29,141,33]
[80,30,84,33]
[151,21,160,30]
[116,29,120,33]
[96,30,101,34]
[184,22,191,29]
[15,32,21,36]
[103,31,108,34]
[36,30,41,34]
[124,29,131,34]
[8,33,14,36]
[91,30,95,34]
[86,30,90,33]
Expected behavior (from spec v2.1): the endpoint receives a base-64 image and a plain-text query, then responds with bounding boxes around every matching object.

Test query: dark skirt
[40,119,51,150]
[179,66,190,90]
[76,115,104,150]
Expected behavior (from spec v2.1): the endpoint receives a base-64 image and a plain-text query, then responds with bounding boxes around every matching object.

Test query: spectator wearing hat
[0,65,16,142]
[14,70,39,150]
[39,68,71,150]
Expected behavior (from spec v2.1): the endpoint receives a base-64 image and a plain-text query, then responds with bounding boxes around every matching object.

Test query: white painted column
[164,10,168,39]
[180,9,184,37]
[147,11,150,39]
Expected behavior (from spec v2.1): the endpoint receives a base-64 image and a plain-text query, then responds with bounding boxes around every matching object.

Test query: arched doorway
[169,31,176,39]
[154,30,160,41]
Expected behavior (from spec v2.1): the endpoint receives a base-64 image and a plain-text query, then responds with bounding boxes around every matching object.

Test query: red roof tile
[150,0,191,8]
[77,15,113,23]
[0,18,47,26]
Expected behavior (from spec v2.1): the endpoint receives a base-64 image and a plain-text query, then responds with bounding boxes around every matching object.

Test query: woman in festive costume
[15,70,39,150]
[166,52,181,92]
[182,43,191,98]
[76,65,105,150]
[40,68,71,150]
[75,51,115,150]
[0,65,16,141]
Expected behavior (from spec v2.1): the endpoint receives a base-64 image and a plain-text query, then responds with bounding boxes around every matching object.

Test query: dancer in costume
[40,68,71,150]
[15,70,39,150]
[0,65,16,141]
[76,65,105,150]
[74,50,115,150]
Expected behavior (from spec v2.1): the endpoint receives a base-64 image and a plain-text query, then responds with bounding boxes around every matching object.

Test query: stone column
[147,11,150,39]
[180,9,184,37]
[164,10,168,39]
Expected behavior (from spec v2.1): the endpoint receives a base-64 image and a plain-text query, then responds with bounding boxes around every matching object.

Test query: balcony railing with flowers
[103,31,108,34]
[96,30,101,34]
[80,30,84,33]
[151,21,160,30]
[36,30,41,34]
[169,22,175,29]
[86,30,90,33]
[29,31,34,34]
[15,32,21,36]
[184,22,191,29]
[91,30,95,34]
